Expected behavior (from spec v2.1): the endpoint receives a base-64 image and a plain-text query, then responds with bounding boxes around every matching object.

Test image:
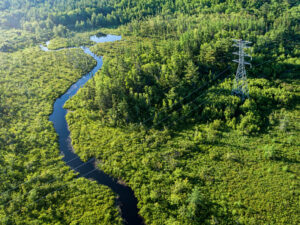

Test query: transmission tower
[232,39,252,100]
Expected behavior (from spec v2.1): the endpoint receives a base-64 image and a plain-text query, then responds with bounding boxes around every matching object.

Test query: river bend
[41,35,143,225]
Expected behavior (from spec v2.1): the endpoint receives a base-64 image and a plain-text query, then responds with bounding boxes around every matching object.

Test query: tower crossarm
[232,52,252,57]
[232,59,251,66]
[232,39,251,44]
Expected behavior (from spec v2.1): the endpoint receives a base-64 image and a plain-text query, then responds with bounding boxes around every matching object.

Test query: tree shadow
[273,156,300,164]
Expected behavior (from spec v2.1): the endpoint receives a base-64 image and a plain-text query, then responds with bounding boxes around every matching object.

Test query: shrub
[225,153,240,162]
[210,119,223,131]
[209,151,222,161]
[282,165,289,172]
[238,111,261,134]
[263,145,280,160]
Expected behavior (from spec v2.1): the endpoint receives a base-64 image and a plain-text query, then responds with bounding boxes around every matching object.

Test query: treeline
[1,0,297,31]
[0,0,298,51]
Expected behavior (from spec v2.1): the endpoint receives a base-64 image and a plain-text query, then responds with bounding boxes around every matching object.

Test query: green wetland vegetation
[0,47,121,224]
[0,0,299,224]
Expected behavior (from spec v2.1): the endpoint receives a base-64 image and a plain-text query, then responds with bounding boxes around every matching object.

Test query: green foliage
[64,3,299,224]
[0,47,121,224]
[1,0,299,224]
[263,145,281,160]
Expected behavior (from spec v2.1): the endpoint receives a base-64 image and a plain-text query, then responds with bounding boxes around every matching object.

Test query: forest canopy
[0,0,299,51]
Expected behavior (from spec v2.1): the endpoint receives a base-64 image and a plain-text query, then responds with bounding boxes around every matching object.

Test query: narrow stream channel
[42,35,144,225]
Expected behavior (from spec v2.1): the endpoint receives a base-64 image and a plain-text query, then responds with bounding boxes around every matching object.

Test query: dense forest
[1,0,299,51]
[0,0,299,224]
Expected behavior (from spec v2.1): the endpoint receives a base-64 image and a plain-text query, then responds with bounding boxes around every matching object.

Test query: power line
[142,67,231,125]
[1,39,297,214]
[0,66,232,210]
[0,71,232,216]
[152,68,231,127]
[1,46,296,202]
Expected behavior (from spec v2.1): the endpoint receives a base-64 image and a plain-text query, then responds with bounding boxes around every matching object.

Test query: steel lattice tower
[232,39,252,100]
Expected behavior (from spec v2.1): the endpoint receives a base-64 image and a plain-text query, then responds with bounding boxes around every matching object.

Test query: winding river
[41,35,144,225]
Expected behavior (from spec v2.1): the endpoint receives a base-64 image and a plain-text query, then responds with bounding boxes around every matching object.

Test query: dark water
[43,35,144,225]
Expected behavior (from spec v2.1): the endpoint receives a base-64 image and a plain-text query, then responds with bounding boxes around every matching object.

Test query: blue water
[42,35,144,225]
[90,34,122,43]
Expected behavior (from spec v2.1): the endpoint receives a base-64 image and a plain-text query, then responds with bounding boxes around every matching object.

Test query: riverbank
[44,35,144,225]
